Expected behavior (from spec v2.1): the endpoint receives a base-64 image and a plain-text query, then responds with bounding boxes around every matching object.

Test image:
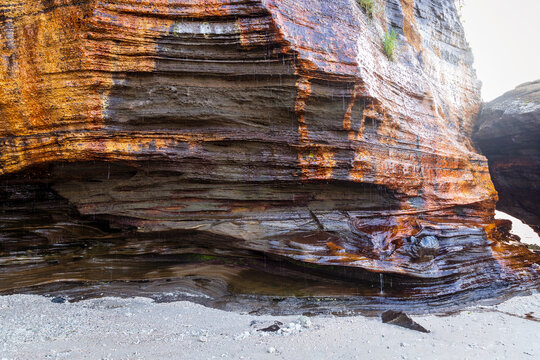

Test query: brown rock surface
[0,0,538,306]
[475,80,540,234]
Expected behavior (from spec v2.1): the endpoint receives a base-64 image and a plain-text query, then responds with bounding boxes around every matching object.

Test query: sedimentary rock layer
[475,80,540,234]
[0,0,538,300]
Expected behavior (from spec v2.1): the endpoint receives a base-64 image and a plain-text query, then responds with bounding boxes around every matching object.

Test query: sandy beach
[1,292,539,360]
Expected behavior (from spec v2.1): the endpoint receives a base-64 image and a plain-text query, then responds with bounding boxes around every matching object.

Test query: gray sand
[1,293,539,360]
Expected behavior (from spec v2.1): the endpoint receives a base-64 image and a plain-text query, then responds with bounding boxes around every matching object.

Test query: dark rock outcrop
[475,80,540,234]
[0,0,538,307]
[381,310,429,333]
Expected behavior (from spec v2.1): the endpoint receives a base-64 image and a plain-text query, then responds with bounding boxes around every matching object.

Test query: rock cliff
[475,80,540,234]
[1,0,538,304]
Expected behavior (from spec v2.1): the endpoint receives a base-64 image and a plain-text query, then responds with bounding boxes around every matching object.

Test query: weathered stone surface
[0,0,538,304]
[475,80,540,234]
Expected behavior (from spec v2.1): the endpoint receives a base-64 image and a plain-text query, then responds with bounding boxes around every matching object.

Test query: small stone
[51,297,66,304]
[267,347,276,354]
[199,336,208,343]
[234,331,251,340]
[259,324,280,332]
[258,321,283,332]
[296,315,312,328]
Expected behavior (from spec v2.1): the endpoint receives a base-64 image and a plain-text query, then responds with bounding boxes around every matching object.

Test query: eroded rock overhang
[0,0,538,296]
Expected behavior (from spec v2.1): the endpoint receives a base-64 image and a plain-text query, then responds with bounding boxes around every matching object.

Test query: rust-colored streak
[295,76,312,143]
[399,0,423,52]
[0,2,93,136]
[343,82,362,140]
[294,67,337,180]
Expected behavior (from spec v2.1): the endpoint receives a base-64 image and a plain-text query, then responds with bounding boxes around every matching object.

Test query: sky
[460,0,540,101]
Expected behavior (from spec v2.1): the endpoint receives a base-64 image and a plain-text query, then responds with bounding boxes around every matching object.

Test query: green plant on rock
[383,29,398,61]
[356,0,375,17]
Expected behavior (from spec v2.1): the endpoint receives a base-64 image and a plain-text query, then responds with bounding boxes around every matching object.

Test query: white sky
[460,0,540,101]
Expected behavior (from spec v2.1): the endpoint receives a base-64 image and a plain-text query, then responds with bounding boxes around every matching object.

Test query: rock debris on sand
[1,293,539,359]
[381,310,430,333]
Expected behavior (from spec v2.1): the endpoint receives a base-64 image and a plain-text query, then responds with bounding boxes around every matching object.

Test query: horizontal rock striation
[1,0,538,304]
[475,80,540,234]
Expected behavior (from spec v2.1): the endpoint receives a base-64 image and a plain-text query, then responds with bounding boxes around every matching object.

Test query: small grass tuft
[528,243,540,251]
[383,29,398,61]
[356,0,375,17]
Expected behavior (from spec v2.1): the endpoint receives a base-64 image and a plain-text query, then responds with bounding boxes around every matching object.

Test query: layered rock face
[475,80,540,234]
[1,0,538,303]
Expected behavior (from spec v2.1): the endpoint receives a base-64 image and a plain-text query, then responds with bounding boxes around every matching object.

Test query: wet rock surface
[0,1,539,309]
[405,235,440,261]
[475,80,540,234]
